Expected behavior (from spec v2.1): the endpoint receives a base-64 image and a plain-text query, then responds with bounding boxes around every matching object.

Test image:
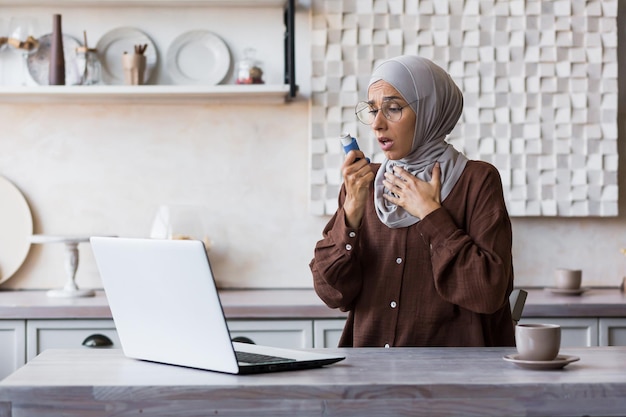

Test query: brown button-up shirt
[310,161,515,347]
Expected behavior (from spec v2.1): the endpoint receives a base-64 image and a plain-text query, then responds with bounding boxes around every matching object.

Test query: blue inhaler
[340,133,370,163]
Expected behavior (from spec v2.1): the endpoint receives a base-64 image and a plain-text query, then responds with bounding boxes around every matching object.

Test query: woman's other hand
[383,162,442,220]
[342,150,375,228]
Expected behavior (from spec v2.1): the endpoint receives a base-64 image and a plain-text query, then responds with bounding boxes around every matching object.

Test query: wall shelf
[0,85,292,104]
[2,0,298,102]
[0,0,287,6]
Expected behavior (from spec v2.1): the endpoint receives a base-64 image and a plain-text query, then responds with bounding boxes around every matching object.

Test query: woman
[310,55,515,347]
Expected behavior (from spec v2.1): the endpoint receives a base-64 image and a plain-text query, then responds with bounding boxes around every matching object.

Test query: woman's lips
[378,137,393,152]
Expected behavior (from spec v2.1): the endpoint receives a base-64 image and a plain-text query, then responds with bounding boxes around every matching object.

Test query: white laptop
[90,236,345,374]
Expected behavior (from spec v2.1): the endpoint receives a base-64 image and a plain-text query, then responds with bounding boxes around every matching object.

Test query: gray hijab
[371,55,468,228]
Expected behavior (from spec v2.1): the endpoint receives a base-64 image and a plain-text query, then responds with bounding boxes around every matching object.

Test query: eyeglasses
[355,99,417,125]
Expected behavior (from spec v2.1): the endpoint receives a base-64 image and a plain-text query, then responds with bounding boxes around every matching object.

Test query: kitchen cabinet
[2,288,625,379]
[319,317,626,348]
[317,318,601,348]
[0,321,26,381]
[2,313,625,377]
[12,316,626,372]
[599,318,626,346]
[24,319,314,361]
[519,317,626,347]
[315,314,605,349]
[0,290,343,378]
[228,320,313,348]
[26,319,120,361]
[0,317,314,380]
[314,288,626,348]
[313,319,345,348]
[0,0,297,104]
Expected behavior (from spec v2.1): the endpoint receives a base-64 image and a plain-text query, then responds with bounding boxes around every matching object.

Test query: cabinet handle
[82,333,114,348]
[231,336,256,345]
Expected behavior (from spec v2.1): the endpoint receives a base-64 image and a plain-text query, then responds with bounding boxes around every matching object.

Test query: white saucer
[503,354,580,370]
[545,287,589,296]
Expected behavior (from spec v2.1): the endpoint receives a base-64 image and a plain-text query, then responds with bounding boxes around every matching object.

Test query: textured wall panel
[310,0,618,217]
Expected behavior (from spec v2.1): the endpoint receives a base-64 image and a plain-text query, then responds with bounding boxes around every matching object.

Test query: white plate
[503,354,580,370]
[166,30,230,85]
[0,176,33,284]
[96,27,157,85]
[26,33,82,85]
[544,287,589,296]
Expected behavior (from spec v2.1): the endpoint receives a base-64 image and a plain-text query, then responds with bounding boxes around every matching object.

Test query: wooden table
[1,347,626,416]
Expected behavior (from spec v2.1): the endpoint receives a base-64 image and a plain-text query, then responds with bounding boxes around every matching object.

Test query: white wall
[508,1,626,288]
[1,3,324,290]
[0,100,330,290]
[1,2,625,291]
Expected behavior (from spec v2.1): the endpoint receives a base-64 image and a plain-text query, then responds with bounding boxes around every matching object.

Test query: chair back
[509,288,527,325]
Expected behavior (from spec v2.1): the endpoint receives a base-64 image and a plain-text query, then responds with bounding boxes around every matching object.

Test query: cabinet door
[313,319,346,348]
[599,318,626,346]
[0,320,26,380]
[519,318,598,347]
[227,320,313,349]
[26,319,120,361]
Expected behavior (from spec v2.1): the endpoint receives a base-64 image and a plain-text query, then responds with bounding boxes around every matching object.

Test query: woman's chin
[384,151,406,161]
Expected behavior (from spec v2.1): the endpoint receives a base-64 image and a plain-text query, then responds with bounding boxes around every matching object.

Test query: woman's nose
[371,109,386,129]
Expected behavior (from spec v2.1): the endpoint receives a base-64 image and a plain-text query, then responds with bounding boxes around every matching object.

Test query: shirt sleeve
[418,165,513,315]
[309,186,363,312]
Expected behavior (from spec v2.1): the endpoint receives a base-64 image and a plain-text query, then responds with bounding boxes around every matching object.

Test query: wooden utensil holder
[122,53,146,85]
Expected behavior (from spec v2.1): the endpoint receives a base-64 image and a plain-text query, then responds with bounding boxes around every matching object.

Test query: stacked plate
[26,28,232,86]
[165,30,230,85]
[96,27,158,85]
[26,33,82,85]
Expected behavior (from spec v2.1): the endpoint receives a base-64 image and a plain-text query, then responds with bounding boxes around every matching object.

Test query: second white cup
[555,268,582,289]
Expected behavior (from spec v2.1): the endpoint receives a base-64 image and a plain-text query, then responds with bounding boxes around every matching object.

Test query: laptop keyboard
[235,351,296,365]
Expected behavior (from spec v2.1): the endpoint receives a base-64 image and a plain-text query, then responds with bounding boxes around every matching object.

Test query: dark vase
[49,14,65,85]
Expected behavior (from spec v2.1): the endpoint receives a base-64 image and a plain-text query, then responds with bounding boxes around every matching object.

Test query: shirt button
[396,258,402,264]
[390,301,397,308]
[345,244,352,251]
[384,344,390,348]
[349,231,356,238]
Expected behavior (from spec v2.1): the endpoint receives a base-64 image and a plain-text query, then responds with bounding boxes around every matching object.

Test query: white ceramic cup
[515,323,561,361]
[555,268,582,290]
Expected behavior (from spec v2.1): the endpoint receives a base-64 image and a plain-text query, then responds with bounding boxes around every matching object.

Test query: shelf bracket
[284,0,298,100]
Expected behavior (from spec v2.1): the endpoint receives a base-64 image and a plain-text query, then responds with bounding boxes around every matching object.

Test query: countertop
[1,347,625,416]
[0,288,346,320]
[0,288,625,320]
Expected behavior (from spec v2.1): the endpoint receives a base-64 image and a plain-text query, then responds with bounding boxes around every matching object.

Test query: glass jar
[75,46,102,85]
[236,48,264,85]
